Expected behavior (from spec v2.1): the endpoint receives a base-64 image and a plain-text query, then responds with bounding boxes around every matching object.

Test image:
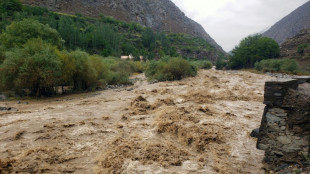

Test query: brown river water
[0,69,275,173]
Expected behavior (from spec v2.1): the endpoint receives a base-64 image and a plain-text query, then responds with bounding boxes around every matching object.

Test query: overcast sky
[171,0,309,52]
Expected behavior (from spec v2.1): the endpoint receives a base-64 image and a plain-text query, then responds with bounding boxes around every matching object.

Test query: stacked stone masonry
[257,76,310,168]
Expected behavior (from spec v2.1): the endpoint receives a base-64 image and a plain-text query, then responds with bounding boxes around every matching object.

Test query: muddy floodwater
[0,69,275,173]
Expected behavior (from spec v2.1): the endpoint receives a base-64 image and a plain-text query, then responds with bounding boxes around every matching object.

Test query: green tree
[58,16,83,50]
[65,50,97,90]
[91,23,121,56]
[0,38,62,96]
[0,19,64,49]
[142,28,155,49]
[227,34,279,69]
[0,0,22,16]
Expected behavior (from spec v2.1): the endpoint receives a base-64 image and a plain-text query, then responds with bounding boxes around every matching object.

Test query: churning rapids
[0,69,275,173]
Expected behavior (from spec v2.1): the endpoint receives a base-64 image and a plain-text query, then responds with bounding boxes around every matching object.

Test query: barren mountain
[263,1,310,44]
[21,0,224,53]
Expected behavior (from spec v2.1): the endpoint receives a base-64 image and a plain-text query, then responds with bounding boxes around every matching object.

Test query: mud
[0,69,274,173]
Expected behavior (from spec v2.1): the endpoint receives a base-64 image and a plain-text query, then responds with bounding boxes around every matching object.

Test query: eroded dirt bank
[0,69,274,173]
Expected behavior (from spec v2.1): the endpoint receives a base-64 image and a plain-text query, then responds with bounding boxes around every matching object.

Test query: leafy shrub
[201,61,213,69]
[131,61,146,73]
[100,57,141,85]
[216,58,227,70]
[145,57,197,81]
[189,60,213,70]
[112,61,135,75]
[297,44,308,55]
[255,59,300,74]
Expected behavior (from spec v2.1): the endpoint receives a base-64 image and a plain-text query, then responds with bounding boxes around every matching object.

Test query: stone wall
[257,76,310,169]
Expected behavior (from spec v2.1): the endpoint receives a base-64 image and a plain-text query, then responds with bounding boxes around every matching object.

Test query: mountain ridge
[263,1,310,44]
[21,0,225,53]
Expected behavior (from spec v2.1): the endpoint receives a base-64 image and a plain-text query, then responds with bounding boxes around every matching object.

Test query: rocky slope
[21,0,224,53]
[263,1,310,44]
[280,29,310,72]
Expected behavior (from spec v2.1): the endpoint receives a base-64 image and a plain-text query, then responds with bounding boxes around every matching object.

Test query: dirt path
[0,69,274,173]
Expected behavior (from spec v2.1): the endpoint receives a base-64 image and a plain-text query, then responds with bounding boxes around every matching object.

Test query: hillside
[280,29,310,72]
[21,0,225,53]
[263,1,310,44]
[0,4,225,63]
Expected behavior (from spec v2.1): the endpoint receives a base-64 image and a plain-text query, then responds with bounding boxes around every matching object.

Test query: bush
[112,61,135,75]
[145,57,197,81]
[255,59,300,74]
[0,38,62,96]
[201,61,213,69]
[131,61,146,73]
[297,44,308,55]
[64,50,97,90]
[100,57,139,85]
[216,58,227,70]
[189,60,213,70]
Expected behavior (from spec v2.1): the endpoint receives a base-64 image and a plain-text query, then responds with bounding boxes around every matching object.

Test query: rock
[0,107,18,111]
[0,107,7,111]
[274,93,282,97]
[275,163,289,172]
[266,113,282,123]
[277,136,292,145]
[281,126,286,131]
[300,151,308,157]
[268,140,276,145]
[275,113,288,117]
[294,136,301,140]
[283,140,305,152]
[272,151,284,156]
[269,108,286,114]
[269,124,281,132]
[258,144,269,150]
[279,120,286,126]
[250,128,260,138]
[303,147,308,152]
[283,146,301,153]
